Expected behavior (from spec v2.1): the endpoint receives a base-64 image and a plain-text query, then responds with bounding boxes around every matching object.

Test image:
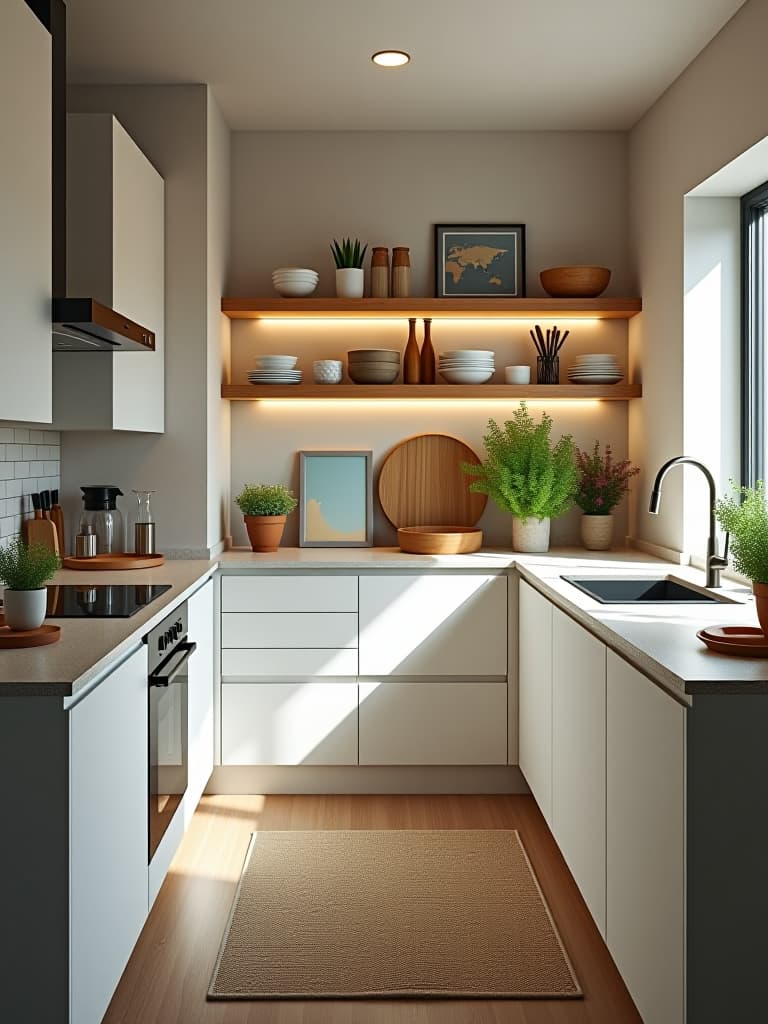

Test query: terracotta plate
[0,617,61,649]
[696,625,768,657]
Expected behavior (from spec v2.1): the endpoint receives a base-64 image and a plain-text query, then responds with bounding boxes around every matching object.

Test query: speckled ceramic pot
[512,516,551,553]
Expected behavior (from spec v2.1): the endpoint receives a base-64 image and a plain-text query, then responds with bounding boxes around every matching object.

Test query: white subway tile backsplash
[0,428,60,546]
[5,444,22,461]
[13,428,29,443]
[29,430,44,443]
[6,480,21,498]
[0,428,14,443]
[22,445,37,461]
[14,462,30,478]
[0,464,13,481]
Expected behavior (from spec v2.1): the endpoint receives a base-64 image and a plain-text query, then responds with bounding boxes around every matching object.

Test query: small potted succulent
[574,441,640,550]
[0,536,61,630]
[331,237,368,299]
[235,483,298,552]
[715,481,768,632]
[463,403,578,552]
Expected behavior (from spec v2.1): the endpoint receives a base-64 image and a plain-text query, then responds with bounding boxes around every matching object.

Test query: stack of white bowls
[438,349,495,385]
[271,267,319,297]
[567,353,623,384]
[248,354,302,385]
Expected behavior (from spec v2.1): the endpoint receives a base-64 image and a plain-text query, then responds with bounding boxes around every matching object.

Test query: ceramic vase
[3,587,47,630]
[581,513,614,551]
[244,515,287,553]
[753,581,768,635]
[335,268,364,299]
[512,516,551,553]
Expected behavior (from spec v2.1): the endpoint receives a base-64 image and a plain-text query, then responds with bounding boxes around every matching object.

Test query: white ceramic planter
[3,587,47,630]
[512,516,551,553]
[335,267,364,299]
[581,513,614,551]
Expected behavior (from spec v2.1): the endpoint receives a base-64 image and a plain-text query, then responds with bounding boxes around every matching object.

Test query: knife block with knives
[23,491,60,555]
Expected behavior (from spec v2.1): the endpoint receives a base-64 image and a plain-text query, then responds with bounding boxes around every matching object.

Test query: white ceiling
[65,0,746,131]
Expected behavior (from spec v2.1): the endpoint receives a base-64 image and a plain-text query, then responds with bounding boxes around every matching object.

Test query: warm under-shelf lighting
[250,317,602,326]
[371,50,411,67]
[255,399,603,410]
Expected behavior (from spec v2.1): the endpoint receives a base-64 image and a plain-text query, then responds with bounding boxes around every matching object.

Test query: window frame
[741,179,768,487]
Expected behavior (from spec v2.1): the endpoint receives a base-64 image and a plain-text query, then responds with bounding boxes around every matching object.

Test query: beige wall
[629,0,768,553]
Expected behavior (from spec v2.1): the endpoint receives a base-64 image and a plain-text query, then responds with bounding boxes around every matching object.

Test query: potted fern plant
[235,483,298,552]
[331,237,367,299]
[714,481,768,632]
[463,403,578,552]
[0,536,61,630]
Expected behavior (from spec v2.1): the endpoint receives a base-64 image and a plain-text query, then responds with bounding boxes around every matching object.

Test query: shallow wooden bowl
[539,266,611,298]
[397,526,483,555]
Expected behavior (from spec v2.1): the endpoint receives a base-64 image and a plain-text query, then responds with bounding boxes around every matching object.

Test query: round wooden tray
[397,526,483,555]
[62,553,165,571]
[0,616,61,648]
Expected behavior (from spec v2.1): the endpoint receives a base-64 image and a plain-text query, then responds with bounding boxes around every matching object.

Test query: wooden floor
[105,795,642,1024]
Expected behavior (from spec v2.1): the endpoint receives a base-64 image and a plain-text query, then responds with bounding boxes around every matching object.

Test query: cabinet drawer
[221,682,358,765]
[221,612,358,649]
[222,575,357,612]
[222,648,358,678]
[358,681,507,765]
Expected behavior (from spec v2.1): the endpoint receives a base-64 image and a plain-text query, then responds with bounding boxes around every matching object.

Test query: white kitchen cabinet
[222,647,358,678]
[222,681,358,765]
[222,611,358,649]
[69,645,148,1024]
[358,680,507,765]
[552,607,607,935]
[358,574,506,677]
[0,0,52,424]
[222,574,357,612]
[606,650,685,1024]
[186,579,214,818]
[53,113,164,432]
[518,580,553,824]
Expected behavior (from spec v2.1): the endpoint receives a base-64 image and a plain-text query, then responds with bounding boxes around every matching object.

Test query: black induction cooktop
[44,583,172,618]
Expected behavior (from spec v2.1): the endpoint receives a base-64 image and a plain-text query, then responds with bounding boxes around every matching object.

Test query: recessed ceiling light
[371,50,411,68]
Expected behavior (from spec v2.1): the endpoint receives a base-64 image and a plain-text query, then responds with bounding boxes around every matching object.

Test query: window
[741,179,768,486]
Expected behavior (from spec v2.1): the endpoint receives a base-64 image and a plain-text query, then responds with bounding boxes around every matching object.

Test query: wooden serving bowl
[539,266,611,298]
[397,526,483,555]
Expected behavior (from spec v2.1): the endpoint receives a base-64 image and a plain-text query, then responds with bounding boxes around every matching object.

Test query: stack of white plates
[271,267,319,298]
[249,353,302,384]
[438,349,495,385]
[568,353,623,385]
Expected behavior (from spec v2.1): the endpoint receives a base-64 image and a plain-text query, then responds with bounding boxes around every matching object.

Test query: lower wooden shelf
[222,383,642,401]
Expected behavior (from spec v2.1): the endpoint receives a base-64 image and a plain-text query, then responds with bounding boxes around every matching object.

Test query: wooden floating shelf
[222,384,642,401]
[222,297,642,320]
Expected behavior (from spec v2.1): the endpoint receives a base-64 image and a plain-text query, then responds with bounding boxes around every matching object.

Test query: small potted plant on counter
[463,402,578,552]
[331,237,367,298]
[0,536,61,630]
[575,441,640,550]
[235,483,298,552]
[715,481,768,631]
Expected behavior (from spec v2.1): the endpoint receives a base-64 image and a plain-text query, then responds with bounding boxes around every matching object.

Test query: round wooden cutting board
[378,433,487,528]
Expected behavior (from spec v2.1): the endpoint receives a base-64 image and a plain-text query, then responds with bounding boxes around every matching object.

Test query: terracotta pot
[753,581,768,635]
[244,515,287,553]
[512,516,551,553]
[581,513,614,551]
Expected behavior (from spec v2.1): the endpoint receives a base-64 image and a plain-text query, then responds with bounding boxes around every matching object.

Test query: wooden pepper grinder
[391,247,410,298]
[420,317,435,384]
[403,318,421,383]
[370,247,390,298]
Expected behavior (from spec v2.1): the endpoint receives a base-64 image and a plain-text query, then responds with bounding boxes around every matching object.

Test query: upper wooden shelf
[221,297,642,320]
[222,383,642,401]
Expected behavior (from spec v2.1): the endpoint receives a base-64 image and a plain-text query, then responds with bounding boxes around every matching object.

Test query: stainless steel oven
[145,602,196,862]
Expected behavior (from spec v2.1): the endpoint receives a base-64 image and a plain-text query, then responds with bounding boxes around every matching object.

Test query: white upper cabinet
[53,114,164,432]
[0,1,52,424]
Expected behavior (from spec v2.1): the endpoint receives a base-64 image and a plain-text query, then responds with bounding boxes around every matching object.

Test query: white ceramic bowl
[272,266,319,277]
[313,360,343,384]
[441,349,495,359]
[439,368,494,384]
[273,280,318,297]
[505,365,531,384]
[255,354,298,370]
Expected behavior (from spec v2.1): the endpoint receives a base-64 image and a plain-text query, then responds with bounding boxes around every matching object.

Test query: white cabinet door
[358,681,507,765]
[222,682,358,765]
[69,646,148,1024]
[552,608,607,935]
[606,651,685,1024]
[0,0,51,424]
[221,612,358,649]
[221,574,358,612]
[222,647,358,678]
[358,574,506,677]
[518,580,553,824]
[187,579,214,817]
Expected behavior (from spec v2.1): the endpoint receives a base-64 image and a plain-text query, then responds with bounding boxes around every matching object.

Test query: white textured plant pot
[3,587,47,630]
[512,516,551,553]
[335,268,364,299]
[581,513,614,550]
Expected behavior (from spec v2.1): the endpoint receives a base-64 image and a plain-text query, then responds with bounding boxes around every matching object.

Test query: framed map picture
[435,223,526,298]
[299,450,373,547]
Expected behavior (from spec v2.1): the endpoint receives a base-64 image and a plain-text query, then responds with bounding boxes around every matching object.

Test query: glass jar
[79,485,124,554]
[132,489,156,555]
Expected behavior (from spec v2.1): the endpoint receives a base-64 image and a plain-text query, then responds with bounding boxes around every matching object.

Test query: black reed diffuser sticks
[530,324,569,384]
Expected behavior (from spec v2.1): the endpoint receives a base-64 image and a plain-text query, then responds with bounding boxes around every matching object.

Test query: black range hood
[30,0,155,353]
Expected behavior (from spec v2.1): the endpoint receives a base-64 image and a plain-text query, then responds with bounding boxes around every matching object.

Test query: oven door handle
[149,642,197,687]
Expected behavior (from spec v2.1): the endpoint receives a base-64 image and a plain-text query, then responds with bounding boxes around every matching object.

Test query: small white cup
[313,359,343,384]
[505,365,531,385]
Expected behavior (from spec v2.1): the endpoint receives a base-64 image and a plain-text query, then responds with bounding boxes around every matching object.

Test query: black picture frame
[435,223,526,298]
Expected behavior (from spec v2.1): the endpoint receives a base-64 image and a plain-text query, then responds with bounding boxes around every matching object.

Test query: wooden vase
[244,515,287,553]
[420,317,435,384]
[403,317,420,384]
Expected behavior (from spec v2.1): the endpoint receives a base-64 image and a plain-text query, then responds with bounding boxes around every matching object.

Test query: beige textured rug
[208,829,581,1000]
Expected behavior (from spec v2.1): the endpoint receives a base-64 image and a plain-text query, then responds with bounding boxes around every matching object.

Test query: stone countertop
[0,560,215,698]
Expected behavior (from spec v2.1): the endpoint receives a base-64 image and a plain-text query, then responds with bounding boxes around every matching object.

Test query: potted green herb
[715,481,768,632]
[331,237,368,299]
[575,441,640,550]
[234,483,298,552]
[0,536,60,630]
[463,403,578,552]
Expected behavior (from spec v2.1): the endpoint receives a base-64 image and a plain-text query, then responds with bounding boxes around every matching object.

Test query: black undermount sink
[561,575,732,604]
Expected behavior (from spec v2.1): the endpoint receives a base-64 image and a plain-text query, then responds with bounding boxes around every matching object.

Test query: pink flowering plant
[574,441,640,515]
